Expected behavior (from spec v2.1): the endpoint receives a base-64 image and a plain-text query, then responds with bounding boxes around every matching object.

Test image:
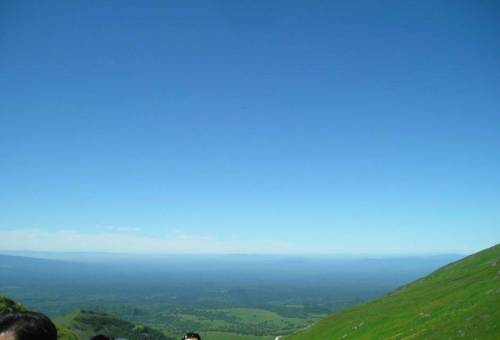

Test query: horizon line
[0,249,469,257]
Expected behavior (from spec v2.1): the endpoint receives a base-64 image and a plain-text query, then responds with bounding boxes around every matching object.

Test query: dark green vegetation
[57,310,172,340]
[286,244,500,340]
[0,296,26,313]
[1,296,76,340]
[0,296,170,340]
[0,253,460,339]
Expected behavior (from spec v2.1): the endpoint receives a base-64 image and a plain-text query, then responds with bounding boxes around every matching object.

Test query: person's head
[182,332,201,340]
[90,335,113,340]
[0,311,57,340]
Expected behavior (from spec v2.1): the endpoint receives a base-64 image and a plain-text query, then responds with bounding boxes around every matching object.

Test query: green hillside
[56,309,174,340]
[0,297,172,340]
[0,296,77,340]
[0,296,27,313]
[286,244,500,340]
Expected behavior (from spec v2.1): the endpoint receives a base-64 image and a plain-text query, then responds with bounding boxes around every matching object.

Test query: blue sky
[1,0,499,254]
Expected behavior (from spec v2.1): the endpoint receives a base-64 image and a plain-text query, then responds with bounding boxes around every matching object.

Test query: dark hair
[182,332,201,340]
[0,311,57,340]
[90,335,114,340]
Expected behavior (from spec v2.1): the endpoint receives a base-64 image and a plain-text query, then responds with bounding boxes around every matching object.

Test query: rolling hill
[0,296,26,313]
[0,296,77,339]
[286,244,500,339]
[0,296,172,340]
[56,309,173,340]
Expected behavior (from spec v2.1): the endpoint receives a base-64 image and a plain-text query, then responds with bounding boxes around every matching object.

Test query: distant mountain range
[285,243,500,339]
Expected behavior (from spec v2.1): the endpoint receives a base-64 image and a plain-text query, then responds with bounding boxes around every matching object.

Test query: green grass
[1,296,312,339]
[286,244,500,340]
[0,299,170,340]
[202,331,275,340]
[0,296,26,313]
[0,296,77,340]
[219,307,312,327]
[167,306,316,338]
[56,327,79,340]
[55,309,172,340]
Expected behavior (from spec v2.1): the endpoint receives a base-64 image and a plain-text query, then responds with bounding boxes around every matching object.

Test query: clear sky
[1,0,499,254]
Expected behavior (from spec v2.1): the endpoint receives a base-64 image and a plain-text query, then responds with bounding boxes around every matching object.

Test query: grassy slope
[202,331,274,340]
[56,309,173,340]
[1,297,286,339]
[287,244,500,340]
[175,307,314,335]
[0,296,26,313]
[1,297,171,340]
[0,296,77,340]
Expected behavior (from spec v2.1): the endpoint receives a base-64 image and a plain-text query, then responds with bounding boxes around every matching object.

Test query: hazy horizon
[0,247,475,258]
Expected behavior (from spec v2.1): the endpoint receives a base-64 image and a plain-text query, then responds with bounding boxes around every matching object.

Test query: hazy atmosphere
[1,0,499,255]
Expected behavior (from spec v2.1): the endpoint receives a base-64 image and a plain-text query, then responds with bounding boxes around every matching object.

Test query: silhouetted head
[90,335,113,340]
[0,311,57,340]
[182,332,201,340]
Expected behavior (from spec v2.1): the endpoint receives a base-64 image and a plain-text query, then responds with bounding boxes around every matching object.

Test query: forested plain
[0,253,459,338]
